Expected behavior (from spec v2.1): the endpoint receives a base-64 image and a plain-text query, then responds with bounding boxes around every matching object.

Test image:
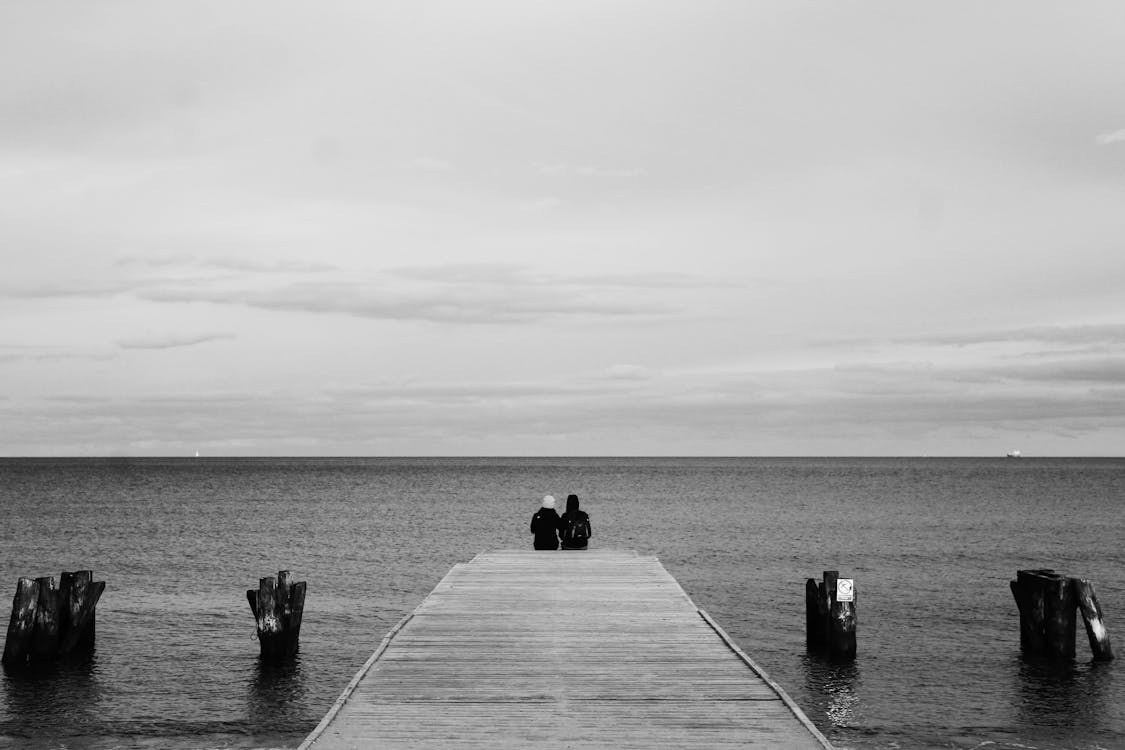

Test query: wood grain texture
[301,550,832,749]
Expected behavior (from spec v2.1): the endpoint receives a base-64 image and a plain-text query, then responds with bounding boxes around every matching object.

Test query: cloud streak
[6,261,717,324]
[1096,128,1125,145]
[534,162,647,178]
[0,348,116,365]
[140,280,674,324]
[117,332,235,350]
[901,324,1125,348]
[819,324,1125,353]
[129,263,724,324]
[387,264,722,290]
[114,255,337,274]
[0,279,145,300]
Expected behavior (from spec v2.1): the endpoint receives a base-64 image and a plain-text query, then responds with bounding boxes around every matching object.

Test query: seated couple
[529,494,591,550]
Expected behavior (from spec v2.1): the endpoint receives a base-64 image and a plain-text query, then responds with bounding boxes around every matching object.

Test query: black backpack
[561,514,588,545]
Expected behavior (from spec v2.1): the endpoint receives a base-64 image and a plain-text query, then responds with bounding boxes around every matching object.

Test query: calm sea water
[0,457,1122,749]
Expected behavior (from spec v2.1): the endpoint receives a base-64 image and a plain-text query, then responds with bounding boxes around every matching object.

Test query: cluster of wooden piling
[800,567,1114,663]
[1009,569,1113,661]
[246,570,307,660]
[2,569,306,668]
[2,571,105,667]
[2,564,1114,670]
[804,570,856,659]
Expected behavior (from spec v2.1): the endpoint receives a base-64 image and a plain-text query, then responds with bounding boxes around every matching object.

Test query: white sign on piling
[837,578,855,602]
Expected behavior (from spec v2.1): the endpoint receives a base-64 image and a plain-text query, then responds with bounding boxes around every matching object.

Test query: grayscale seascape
[1,456,1123,749]
[5,2,1125,748]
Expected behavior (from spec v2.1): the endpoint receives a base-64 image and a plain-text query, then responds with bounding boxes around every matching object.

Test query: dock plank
[300,550,832,749]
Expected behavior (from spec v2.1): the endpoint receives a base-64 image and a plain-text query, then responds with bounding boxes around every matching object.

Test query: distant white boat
[1006,450,1022,458]
[194,450,200,458]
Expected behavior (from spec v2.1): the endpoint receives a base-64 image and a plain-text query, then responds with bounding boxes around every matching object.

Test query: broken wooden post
[29,577,60,663]
[1010,569,1050,654]
[59,570,105,656]
[2,578,40,666]
[805,570,856,659]
[247,570,306,660]
[804,578,823,649]
[1010,569,1111,660]
[2,571,105,667]
[1044,574,1077,658]
[1012,569,1072,657]
[827,571,857,659]
[277,570,306,651]
[1072,578,1113,661]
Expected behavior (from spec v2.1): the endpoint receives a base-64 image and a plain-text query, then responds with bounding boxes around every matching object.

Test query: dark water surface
[1,457,1122,749]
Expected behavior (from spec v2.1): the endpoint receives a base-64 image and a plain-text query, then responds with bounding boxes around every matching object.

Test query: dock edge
[295,610,414,750]
[698,607,835,749]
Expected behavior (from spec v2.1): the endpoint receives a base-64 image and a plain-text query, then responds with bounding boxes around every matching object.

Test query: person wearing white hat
[529,494,562,550]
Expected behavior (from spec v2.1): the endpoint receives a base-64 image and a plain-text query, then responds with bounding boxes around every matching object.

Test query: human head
[541,495,556,509]
[566,493,579,513]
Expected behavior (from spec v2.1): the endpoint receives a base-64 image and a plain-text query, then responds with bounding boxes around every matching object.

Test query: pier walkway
[299,549,832,749]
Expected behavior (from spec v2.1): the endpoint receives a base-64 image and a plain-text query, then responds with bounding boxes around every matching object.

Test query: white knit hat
[541,495,556,509]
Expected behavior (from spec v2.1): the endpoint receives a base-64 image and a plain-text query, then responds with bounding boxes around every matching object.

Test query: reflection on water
[1012,654,1113,732]
[801,653,862,730]
[247,655,309,731]
[1,652,102,739]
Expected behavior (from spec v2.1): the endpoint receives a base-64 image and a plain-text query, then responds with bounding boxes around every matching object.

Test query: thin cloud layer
[899,324,1125,348]
[117,332,234,350]
[7,344,1124,456]
[115,255,337,273]
[5,260,706,325]
[387,264,721,290]
[0,348,115,365]
[534,162,647,178]
[1096,128,1125,145]
[129,263,708,324]
[139,278,677,324]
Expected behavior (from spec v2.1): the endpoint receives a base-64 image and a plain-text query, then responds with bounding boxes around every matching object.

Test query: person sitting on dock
[529,495,562,550]
[559,493,591,550]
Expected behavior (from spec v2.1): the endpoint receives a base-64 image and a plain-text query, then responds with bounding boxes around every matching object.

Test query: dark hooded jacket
[559,494,591,550]
[530,506,561,550]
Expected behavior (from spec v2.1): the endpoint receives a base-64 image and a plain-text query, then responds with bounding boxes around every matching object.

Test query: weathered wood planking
[300,550,833,749]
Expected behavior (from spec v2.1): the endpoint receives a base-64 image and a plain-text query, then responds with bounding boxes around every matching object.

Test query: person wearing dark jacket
[559,493,591,550]
[529,495,562,550]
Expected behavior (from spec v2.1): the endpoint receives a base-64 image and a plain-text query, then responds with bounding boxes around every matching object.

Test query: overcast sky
[3,1,1125,456]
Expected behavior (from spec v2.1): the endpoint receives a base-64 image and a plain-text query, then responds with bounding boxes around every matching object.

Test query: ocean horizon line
[2,454,1123,460]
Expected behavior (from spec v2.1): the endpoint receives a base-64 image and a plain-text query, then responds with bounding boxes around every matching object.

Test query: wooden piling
[29,577,60,663]
[820,571,835,639]
[826,571,857,659]
[1072,578,1113,661]
[2,570,106,667]
[1012,569,1052,654]
[804,578,822,648]
[58,570,105,656]
[2,578,40,666]
[1010,569,1111,660]
[805,570,856,659]
[1010,579,1037,653]
[247,570,306,659]
[287,580,307,650]
[1044,574,1077,658]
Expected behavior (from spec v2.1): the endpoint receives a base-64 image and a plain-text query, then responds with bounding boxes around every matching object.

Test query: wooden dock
[299,550,833,749]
